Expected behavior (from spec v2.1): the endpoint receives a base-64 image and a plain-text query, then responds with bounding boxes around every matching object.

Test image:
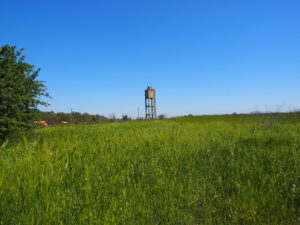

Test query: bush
[158,114,166,119]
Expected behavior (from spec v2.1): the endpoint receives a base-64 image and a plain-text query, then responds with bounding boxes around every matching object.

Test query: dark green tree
[0,44,49,143]
[122,114,131,121]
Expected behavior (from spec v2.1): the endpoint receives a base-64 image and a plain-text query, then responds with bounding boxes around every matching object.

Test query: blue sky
[1,0,300,118]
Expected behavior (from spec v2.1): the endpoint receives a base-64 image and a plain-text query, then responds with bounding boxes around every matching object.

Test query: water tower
[145,86,157,119]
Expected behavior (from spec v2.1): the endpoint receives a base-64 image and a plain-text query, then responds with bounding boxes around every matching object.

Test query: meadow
[0,113,300,224]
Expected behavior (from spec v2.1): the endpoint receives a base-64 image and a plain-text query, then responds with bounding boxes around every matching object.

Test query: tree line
[37,111,108,125]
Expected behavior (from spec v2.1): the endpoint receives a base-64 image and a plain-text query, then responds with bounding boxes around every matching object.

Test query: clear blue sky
[1,0,300,118]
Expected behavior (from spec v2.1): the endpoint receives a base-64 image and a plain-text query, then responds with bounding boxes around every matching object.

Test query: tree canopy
[37,111,108,125]
[0,44,49,143]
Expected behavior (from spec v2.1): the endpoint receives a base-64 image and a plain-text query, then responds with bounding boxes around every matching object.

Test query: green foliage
[122,114,131,121]
[37,111,108,125]
[1,113,300,224]
[0,44,49,143]
[158,114,166,119]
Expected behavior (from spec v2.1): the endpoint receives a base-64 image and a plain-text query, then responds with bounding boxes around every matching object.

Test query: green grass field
[1,113,300,224]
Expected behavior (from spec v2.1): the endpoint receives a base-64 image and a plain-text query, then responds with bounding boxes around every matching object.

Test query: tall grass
[1,113,300,224]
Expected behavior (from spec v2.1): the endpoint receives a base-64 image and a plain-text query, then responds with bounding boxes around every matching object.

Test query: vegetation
[158,114,167,119]
[122,114,131,121]
[37,111,108,125]
[0,44,49,144]
[0,113,300,224]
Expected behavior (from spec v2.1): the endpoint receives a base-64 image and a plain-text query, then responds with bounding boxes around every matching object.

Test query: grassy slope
[1,113,300,224]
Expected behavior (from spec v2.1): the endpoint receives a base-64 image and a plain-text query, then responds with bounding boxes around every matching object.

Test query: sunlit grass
[1,113,300,224]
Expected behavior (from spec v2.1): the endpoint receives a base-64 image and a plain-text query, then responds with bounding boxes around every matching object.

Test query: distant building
[34,120,48,126]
